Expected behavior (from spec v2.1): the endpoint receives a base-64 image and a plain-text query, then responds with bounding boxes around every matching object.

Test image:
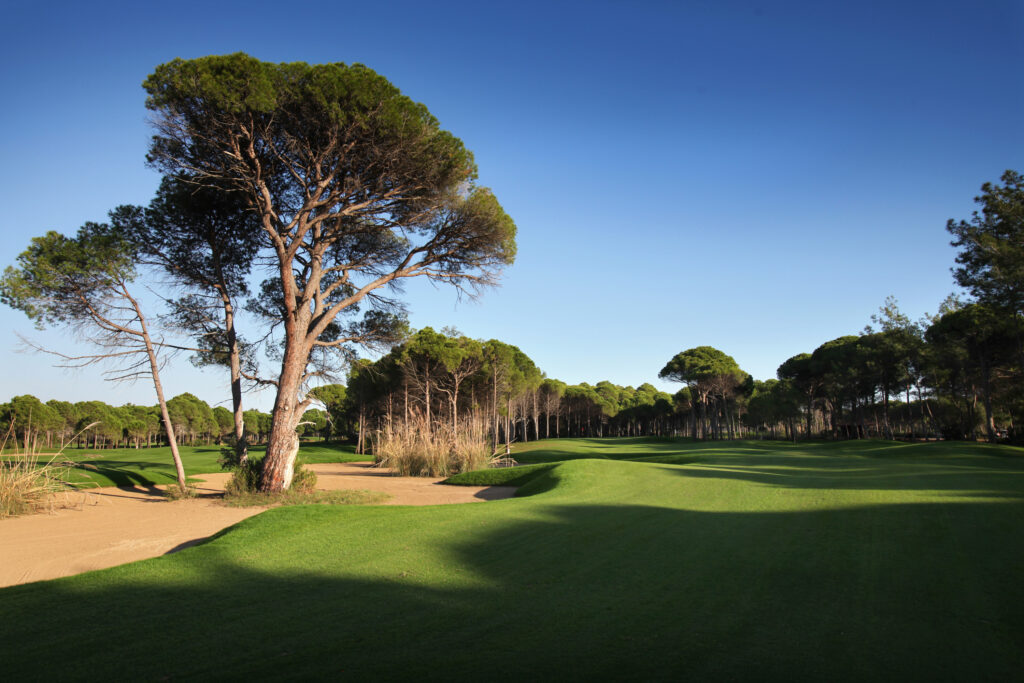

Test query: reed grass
[372,416,494,477]
[0,421,85,518]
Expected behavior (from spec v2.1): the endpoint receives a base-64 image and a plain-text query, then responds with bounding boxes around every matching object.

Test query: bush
[224,457,263,496]
[224,457,318,495]
[290,463,317,493]
[218,435,248,470]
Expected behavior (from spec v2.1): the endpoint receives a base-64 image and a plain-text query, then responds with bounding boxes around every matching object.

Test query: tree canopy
[948,170,1024,315]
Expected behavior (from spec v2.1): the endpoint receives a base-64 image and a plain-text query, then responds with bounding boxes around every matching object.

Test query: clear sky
[1,0,1022,411]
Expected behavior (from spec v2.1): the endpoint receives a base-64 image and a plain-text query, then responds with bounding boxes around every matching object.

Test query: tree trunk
[981,357,996,442]
[532,392,539,442]
[451,378,460,440]
[425,370,431,426]
[143,331,187,491]
[491,368,499,454]
[260,342,307,492]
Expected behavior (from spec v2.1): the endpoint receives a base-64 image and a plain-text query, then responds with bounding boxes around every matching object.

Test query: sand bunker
[0,462,515,588]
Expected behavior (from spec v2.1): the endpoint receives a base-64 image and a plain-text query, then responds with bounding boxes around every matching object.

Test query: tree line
[304,327,679,454]
[318,169,1023,447]
[0,393,328,452]
[660,171,1024,443]
[659,298,1020,443]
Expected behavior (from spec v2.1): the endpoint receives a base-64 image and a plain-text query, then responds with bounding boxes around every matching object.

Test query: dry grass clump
[373,417,494,477]
[0,422,79,518]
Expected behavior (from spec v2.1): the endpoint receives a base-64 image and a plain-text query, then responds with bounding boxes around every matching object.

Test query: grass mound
[443,462,556,489]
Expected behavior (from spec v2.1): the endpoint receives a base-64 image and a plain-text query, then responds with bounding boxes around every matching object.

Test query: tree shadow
[70,461,167,488]
[2,496,1021,680]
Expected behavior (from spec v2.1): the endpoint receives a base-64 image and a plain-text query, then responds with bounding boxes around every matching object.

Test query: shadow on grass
[514,438,1024,497]
[513,437,697,463]
[69,461,171,488]
[659,452,1024,496]
[514,437,1024,464]
[1,495,1021,681]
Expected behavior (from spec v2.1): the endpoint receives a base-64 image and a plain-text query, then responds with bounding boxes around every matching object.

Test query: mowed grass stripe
[1,438,1021,680]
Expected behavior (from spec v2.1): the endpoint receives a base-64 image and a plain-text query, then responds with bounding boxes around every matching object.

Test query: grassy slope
[2,438,1023,680]
[30,441,365,488]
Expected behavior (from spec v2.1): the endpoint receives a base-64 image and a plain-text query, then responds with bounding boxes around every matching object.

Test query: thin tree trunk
[140,320,187,491]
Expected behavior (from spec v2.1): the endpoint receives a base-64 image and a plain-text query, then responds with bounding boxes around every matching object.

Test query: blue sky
[1,0,1022,410]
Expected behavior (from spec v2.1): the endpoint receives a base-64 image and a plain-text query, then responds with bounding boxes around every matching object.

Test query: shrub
[224,457,263,496]
[224,457,318,496]
[290,463,317,493]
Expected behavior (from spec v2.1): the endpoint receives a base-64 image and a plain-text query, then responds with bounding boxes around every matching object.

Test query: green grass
[220,488,390,507]
[2,437,1022,680]
[21,441,365,488]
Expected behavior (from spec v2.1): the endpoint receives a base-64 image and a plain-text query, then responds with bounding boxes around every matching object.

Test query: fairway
[2,438,1022,680]
[7,442,365,489]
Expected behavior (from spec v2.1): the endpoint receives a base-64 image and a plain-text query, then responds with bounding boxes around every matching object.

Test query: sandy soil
[0,462,515,588]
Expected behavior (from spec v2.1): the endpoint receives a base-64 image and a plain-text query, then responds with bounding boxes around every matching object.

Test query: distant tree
[307,384,348,440]
[74,401,123,449]
[0,224,188,491]
[5,395,61,450]
[299,408,328,439]
[482,340,518,450]
[167,393,217,445]
[859,329,919,438]
[808,336,862,438]
[213,406,234,440]
[925,304,1015,441]
[432,334,484,439]
[123,404,159,448]
[745,379,801,440]
[777,352,820,439]
[671,387,694,436]
[659,346,745,439]
[46,399,79,448]
[346,359,385,455]
[508,348,542,443]
[242,410,262,443]
[538,378,566,438]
